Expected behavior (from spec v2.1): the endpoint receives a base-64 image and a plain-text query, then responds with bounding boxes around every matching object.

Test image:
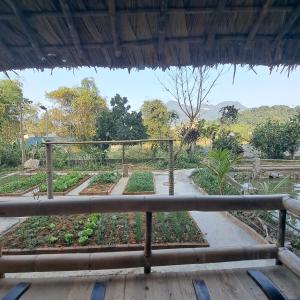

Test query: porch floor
[0,265,299,299]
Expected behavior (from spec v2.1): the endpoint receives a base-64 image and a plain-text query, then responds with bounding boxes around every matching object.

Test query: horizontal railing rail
[0,194,299,276]
[0,194,286,217]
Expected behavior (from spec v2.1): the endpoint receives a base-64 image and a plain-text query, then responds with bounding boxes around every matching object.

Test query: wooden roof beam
[107,0,121,57]
[5,0,45,60]
[158,0,168,62]
[59,0,86,62]
[206,0,227,50]
[245,0,273,48]
[273,4,300,61]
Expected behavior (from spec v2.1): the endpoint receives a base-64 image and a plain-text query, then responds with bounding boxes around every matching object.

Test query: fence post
[144,211,152,274]
[122,144,125,165]
[168,140,174,196]
[46,142,53,199]
[276,209,286,264]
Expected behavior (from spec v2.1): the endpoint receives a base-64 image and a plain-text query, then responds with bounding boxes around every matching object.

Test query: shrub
[89,171,120,185]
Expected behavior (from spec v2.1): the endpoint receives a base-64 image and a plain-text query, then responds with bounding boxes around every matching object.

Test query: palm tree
[203,149,236,195]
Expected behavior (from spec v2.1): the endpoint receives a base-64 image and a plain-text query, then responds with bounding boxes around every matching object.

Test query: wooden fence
[44,139,175,199]
[0,194,300,276]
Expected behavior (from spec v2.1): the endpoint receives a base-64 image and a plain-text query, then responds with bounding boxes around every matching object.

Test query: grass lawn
[124,171,154,193]
[80,171,120,195]
[0,212,207,250]
[39,172,87,193]
[0,173,47,194]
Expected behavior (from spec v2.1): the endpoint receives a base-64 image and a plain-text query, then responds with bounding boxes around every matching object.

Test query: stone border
[2,242,209,255]
[38,176,91,196]
[79,180,119,196]
[122,175,156,195]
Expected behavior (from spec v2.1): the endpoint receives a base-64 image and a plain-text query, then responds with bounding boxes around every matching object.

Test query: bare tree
[159,66,223,158]
[160,66,223,126]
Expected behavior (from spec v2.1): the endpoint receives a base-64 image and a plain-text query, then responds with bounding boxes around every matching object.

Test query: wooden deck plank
[0,266,299,299]
[263,266,300,299]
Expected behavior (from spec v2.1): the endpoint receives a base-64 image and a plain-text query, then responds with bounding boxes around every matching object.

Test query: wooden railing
[1,194,300,276]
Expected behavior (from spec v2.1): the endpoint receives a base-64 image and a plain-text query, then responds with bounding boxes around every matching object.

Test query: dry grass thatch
[0,0,299,71]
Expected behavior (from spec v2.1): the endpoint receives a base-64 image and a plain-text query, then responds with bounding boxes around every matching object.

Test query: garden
[0,211,207,252]
[123,171,155,194]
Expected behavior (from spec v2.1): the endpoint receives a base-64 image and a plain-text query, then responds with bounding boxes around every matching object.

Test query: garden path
[154,169,267,247]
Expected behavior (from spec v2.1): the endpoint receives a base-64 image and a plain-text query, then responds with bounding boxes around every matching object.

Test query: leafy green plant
[202,149,236,194]
[89,171,120,185]
[39,172,85,192]
[124,171,154,193]
[134,213,142,243]
[78,235,89,246]
[48,236,58,244]
[0,173,46,194]
[64,233,74,246]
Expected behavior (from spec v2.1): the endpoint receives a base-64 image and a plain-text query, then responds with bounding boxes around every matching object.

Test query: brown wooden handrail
[0,194,285,217]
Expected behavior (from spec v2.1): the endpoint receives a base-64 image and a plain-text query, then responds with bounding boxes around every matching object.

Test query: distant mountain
[166,100,247,121]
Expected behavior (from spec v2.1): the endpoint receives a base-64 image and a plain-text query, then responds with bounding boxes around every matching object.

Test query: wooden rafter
[107,0,121,57]
[59,0,86,62]
[158,0,168,62]
[273,4,300,61]
[0,5,295,20]
[245,0,273,48]
[206,0,227,49]
[5,0,45,60]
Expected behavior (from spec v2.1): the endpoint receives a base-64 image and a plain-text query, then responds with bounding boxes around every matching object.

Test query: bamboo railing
[0,194,300,276]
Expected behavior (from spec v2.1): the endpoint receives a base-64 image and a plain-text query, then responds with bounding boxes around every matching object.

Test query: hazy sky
[3,65,300,111]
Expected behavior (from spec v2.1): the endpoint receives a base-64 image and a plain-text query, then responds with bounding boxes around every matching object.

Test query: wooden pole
[278,247,300,278]
[144,211,152,274]
[0,246,4,278]
[122,144,125,165]
[0,245,277,273]
[46,143,53,199]
[168,140,174,195]
[276,209,286,265]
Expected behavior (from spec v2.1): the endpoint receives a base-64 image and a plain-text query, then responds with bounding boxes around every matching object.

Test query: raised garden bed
[79,171,120,195]
[123,171,155,195]
[0,173,47,196]
[0,212,208,252]
[39,172,90,195]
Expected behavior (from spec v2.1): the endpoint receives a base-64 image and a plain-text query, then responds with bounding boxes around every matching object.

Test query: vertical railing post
[276,209,287,264]
[122,144,125,165]
[168,140,174,196]
[46,142,53,199]
[0,246,4,278]
[144,211,152,274]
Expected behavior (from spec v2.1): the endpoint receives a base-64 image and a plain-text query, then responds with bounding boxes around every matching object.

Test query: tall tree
[141,100,175,138]
[46,78,105,140]
[96,94,147,141]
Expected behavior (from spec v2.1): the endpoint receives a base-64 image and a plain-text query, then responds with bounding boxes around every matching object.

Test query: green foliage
[257,177,289,195]
[250,120,288,159]
[202,149,236,194]
[212,130,244,156]
[134,213,143,243]
[219,105,239,125]
[89,171,120,185]
[64,233,74,246]
[0,173,46,194]
[141,99,175,138]
[124,171,154,193]
[0,140,21,167]
[192,168,238,195]
[96,94,147,142]
[39,172,85,192]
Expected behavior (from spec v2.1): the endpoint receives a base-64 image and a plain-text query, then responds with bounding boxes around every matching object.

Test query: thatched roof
[0,0,299,71]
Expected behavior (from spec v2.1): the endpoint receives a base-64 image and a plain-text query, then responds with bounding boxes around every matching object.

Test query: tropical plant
[257,177,289,194]
[202,149,236,194]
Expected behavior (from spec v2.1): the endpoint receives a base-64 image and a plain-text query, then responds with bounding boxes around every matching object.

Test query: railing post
[168,140,174,195]
[46,142,53,199]
[276,209,287,265]
[0,246,4,278]
[122,144,125,165]
[144,211,152,274]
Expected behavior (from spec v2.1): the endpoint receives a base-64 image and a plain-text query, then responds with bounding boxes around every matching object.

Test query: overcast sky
[3,65,300,111]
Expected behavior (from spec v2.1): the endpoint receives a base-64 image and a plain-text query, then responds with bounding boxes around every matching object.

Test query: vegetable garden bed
[0,212,208,251]
[79,171,120,195]
[123,171,155,195]
[0,173,47,196]
[39,172,90,195]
